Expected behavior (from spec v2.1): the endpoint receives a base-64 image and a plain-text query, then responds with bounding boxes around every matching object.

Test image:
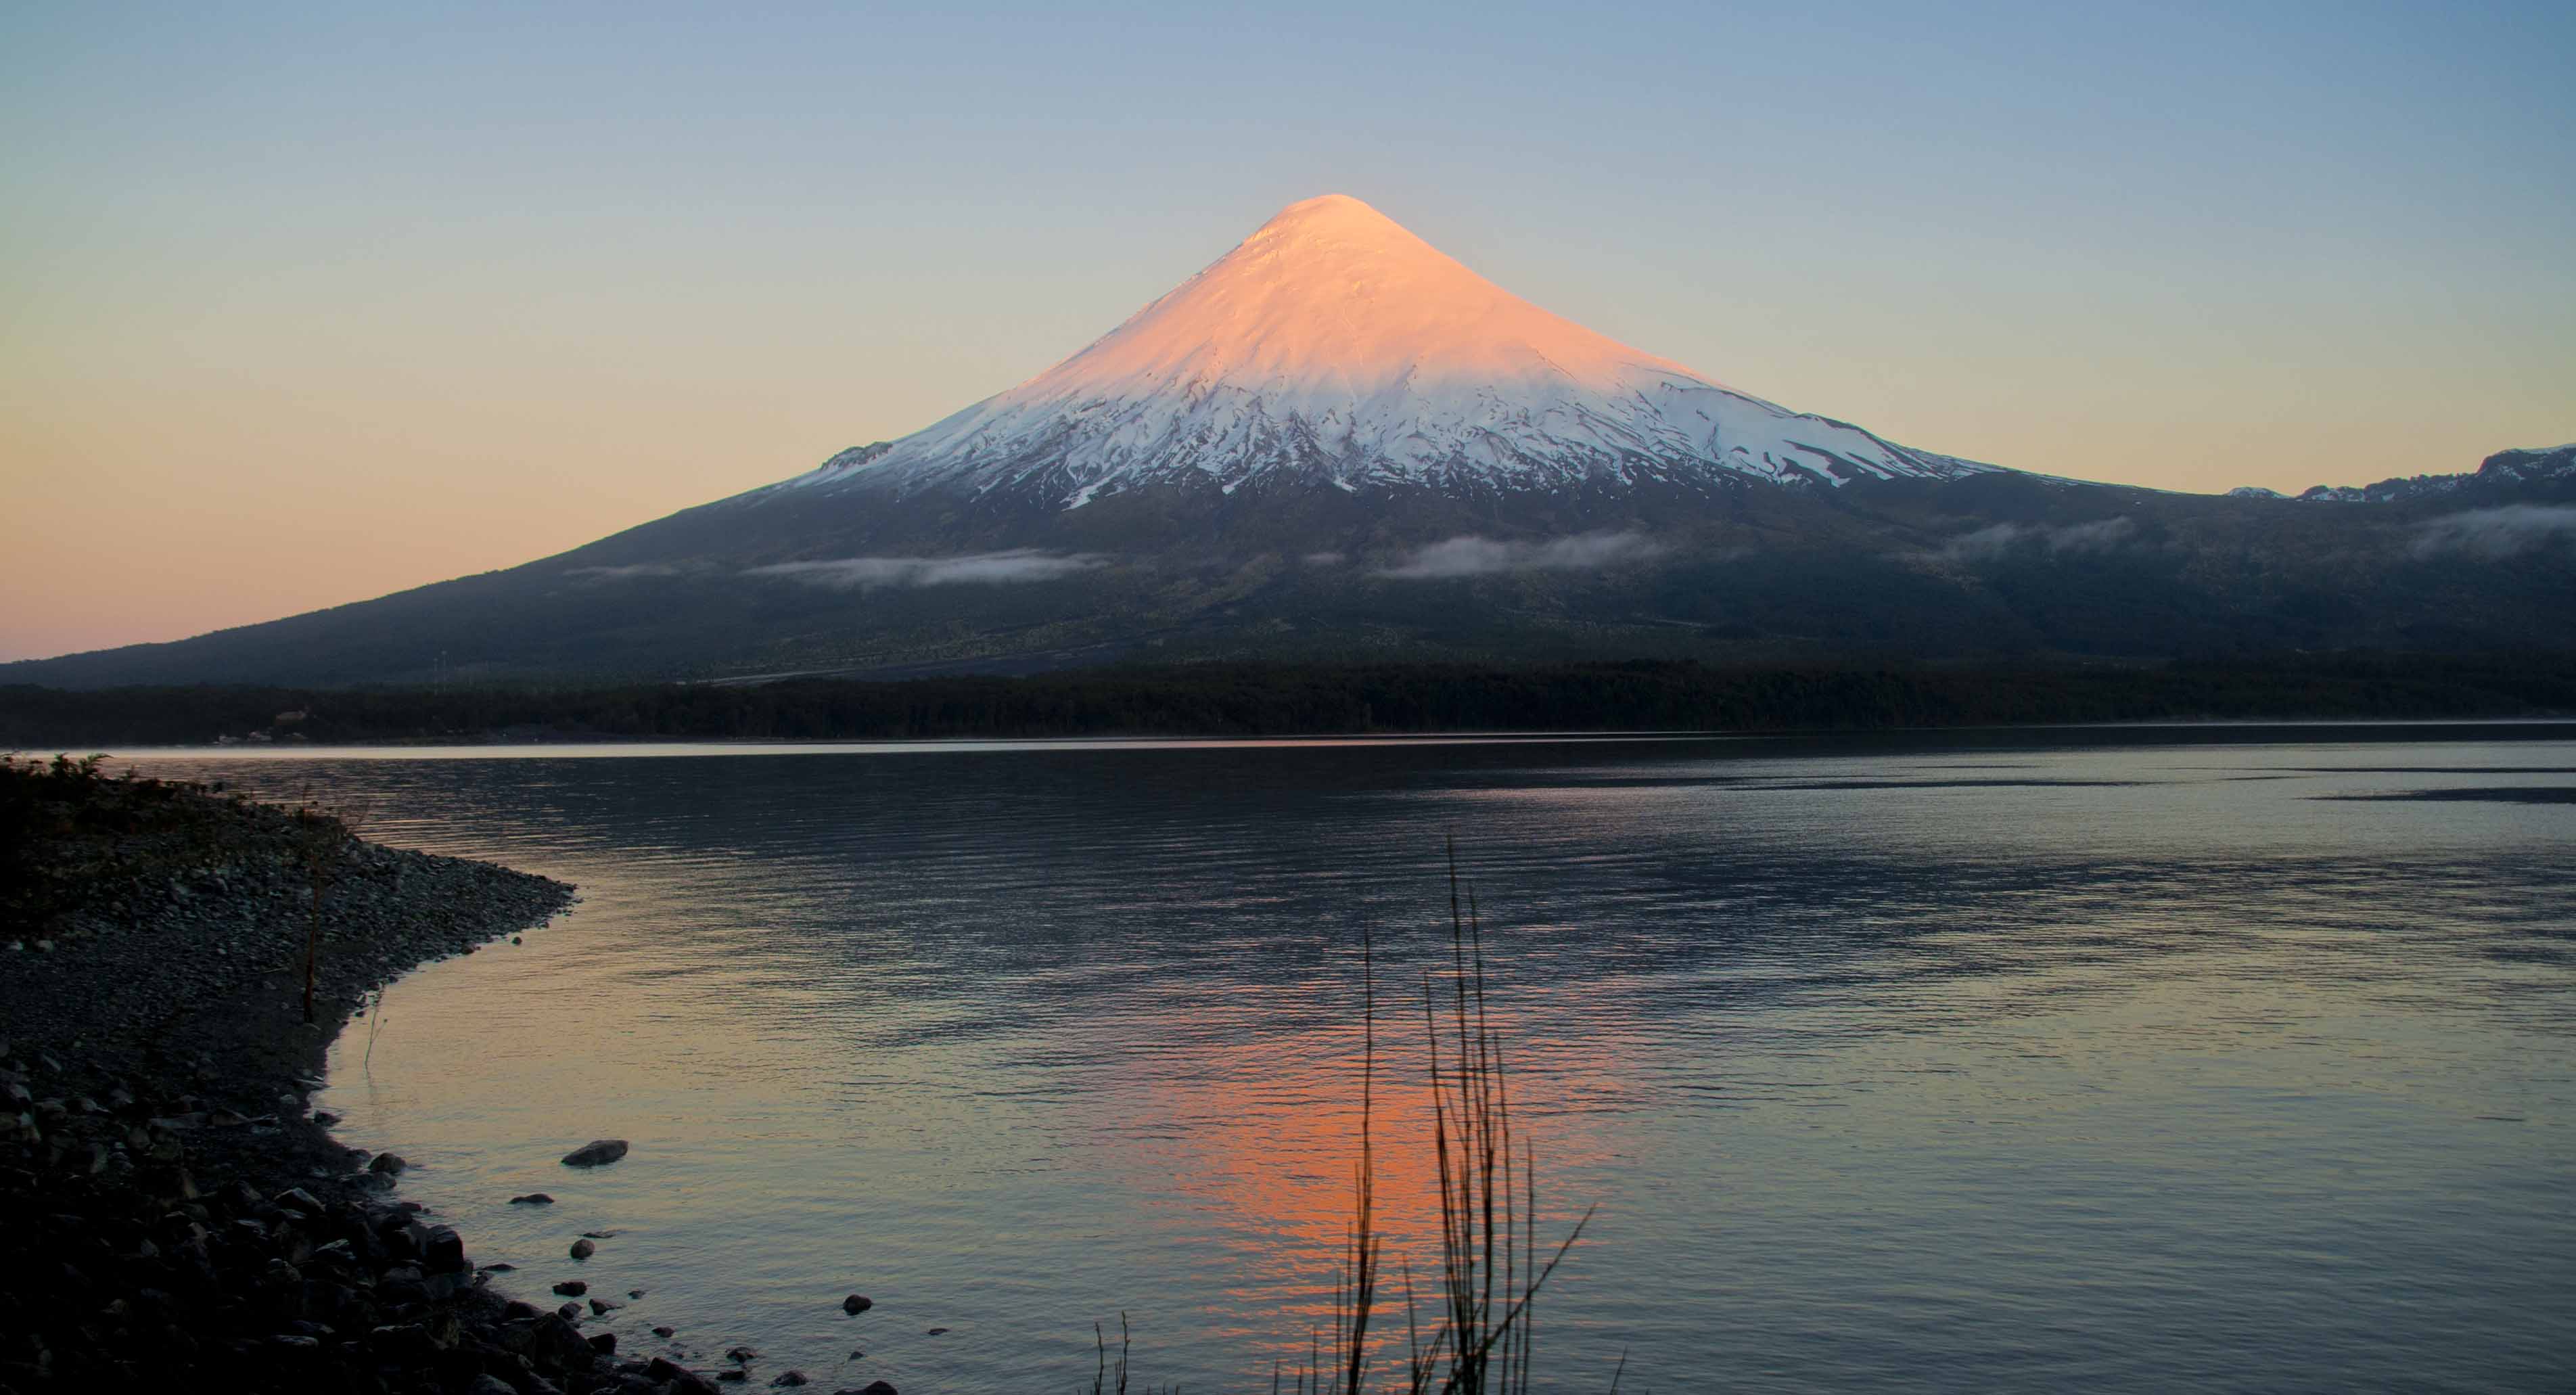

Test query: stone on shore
[533,1312,593,1366]
[841,1293,873,1314]
[423,1224,466,1273]
[560,1138,629,1167]
[510,1191,555,1204]
[652,1357,727,1394]
[570,1237,596,1260]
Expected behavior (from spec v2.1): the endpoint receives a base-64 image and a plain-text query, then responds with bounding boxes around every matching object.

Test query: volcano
[11,199,2571,688]
[773,193,1994,508]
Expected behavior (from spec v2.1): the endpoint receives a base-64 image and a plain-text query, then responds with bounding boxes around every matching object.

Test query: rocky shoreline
[0,758,860,1394]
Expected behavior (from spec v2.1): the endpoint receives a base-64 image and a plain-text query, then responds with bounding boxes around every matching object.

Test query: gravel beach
[0,758,796,1394]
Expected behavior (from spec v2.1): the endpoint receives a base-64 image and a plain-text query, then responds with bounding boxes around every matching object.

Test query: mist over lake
[128,727,2576,1392]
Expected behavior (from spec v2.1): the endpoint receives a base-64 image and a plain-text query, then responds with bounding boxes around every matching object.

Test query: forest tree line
[4,652,2573,748]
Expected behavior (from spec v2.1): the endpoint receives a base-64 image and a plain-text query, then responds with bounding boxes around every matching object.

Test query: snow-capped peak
[785,194,1998,505]
[1005,192,1716,413]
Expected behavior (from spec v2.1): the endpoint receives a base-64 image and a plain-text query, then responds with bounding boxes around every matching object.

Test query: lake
[124,725,2576,1392]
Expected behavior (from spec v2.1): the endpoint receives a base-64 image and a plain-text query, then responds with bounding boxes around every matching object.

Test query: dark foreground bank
[0,759,796,1394]
[5,651,2576,748]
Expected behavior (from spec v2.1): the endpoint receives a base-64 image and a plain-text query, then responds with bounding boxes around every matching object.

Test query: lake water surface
[127,727,2576,1392]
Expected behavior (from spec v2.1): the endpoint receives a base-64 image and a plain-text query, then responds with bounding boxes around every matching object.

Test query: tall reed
[1098,848,1605,1393]
[1308,842,1596,1394]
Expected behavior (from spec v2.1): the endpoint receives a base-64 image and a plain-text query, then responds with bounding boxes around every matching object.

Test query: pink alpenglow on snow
[779,195,1996,508]
[1015,193,1714,407]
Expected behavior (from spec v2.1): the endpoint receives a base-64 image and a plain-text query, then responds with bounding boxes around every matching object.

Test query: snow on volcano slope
[780,195,1998,507]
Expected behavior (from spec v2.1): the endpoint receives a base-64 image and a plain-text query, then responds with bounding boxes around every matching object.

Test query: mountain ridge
[2231,443,2576,504]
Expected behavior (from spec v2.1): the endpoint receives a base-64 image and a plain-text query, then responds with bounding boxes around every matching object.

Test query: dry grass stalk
[1312,841,1595,1394]
[290,789,371,1024]
[1111,846,1606,1393]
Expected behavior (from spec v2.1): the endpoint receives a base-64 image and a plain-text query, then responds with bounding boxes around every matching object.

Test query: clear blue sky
[3,1,2571,658]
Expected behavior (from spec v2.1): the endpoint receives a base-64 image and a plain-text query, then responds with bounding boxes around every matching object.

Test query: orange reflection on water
[1091,978,1629,1370]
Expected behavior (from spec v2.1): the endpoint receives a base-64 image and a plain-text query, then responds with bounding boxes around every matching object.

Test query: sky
[3,1,2571,662]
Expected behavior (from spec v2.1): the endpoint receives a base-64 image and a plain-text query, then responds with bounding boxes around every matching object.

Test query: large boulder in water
[560,1139,628,1167]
